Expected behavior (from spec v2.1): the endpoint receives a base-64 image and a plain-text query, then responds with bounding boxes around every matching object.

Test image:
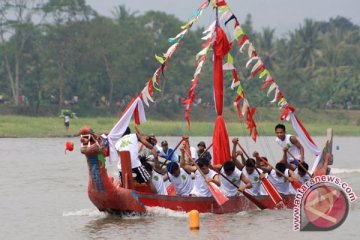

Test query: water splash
[331,168,360,174]
[62,208,105,217]
[145,206,188,218]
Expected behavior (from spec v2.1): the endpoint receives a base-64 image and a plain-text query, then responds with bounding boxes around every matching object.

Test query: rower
[115,127,157,194]
[260,162,297,195]
[180,144,220,197]
[218,161,252,197]
[197,141,212,163]
[141,148,168,195]
[289,162,310,194]
[157,140,179,162]
[253,152,270,195]
[166,161,194,196]
[138,133,160,161]
[275,124,305,169]
[231,138,264,196]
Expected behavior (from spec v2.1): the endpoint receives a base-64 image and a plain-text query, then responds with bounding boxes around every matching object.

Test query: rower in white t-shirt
[275,124,305,168]
[289,162,310,194]
[218,161,252,197]
[179,142,220,197]
[261,162,297,195]
[230,137,264,196]
[240,159,263,196]
[141,149,168,195]
[166,162,193,196]
[115,127,157,193]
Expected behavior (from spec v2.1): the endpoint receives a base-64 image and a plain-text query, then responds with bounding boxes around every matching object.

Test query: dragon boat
[77,0,334,214]
[79,126,333,214]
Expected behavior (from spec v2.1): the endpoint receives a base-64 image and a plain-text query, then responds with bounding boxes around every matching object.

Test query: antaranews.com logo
[293,175,357,231]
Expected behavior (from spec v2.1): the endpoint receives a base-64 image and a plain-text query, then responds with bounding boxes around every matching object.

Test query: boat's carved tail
[313,128,334,176]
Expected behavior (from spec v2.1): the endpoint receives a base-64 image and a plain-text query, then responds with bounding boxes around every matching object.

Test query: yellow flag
[155,54,165,64]
[227,53,234,65]
[259,69,270,79]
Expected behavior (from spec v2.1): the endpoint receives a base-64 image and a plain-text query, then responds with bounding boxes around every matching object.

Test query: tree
[40,0,96,109]
[0,0,43,105]
[289,19,322,71]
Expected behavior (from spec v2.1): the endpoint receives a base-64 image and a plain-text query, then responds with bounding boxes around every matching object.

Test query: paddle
[159,137,184,168]
[216,169,267,210]
[199,143,266,209]
[237,142,283,205]
[286,151,313,178]
[255,153,302,190]
[183,147,229,206]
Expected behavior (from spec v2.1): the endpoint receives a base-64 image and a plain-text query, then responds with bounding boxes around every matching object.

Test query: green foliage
[0,2,359,118]
[59,109,77,118]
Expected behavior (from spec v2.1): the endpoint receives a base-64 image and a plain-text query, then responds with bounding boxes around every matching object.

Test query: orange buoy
[189,210,200,230]
[65,141,74,154]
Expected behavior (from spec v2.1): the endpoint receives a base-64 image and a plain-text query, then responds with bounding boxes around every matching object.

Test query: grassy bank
[1,109,360,137]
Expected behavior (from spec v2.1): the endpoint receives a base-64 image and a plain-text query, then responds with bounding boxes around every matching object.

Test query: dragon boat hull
[81,127,333,215]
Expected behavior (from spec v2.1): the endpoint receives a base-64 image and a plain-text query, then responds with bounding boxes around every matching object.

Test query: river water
[0,136,359,239]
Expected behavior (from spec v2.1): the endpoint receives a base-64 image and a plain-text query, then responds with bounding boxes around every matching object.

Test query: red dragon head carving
[79,126,109,156]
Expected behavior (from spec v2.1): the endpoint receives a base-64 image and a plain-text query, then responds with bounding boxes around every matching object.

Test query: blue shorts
[290,160,299,166]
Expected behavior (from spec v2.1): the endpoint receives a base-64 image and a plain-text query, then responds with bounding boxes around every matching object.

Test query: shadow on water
[84,212,152,239]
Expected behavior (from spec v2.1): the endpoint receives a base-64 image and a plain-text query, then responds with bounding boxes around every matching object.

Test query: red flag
[260,78,274,91]
[213,26,231,115]
[134,103,140,125]
[246,106,258,141]
[212,26,232,165]
[212,116,231,165]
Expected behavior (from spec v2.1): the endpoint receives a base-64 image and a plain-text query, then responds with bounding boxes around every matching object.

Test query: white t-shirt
[115,133,141,171]
[184,146,198,164]
[190,169,217,197]
[241,169,261,196]
[64,115,70,123]
[220,167,242,197]
[289,169,310,194]
[168,168,193,196]
[276,134,301,162]
[268,169,290,194]
[152,171,167,195]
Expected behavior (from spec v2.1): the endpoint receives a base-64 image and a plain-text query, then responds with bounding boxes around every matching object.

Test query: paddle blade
[208,182,229,205]
[291,180,302,190]
[243,190,267,210]
[261,178,283,205]
[167,184,176,196]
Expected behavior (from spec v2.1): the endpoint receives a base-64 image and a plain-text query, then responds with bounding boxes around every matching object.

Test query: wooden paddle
[216,170,267,210]
[199,143,266,209]
[237,142,283,205]
[183,148,229,206]
[255,153,302,190]
[286,151,313,178]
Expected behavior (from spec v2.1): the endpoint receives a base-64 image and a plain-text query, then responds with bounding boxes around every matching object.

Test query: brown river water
[0,137,359,239]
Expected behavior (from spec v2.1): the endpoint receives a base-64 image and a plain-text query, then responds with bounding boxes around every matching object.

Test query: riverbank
[1,109,359,137]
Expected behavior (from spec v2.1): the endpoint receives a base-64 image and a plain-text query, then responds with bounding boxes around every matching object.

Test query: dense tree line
[0,0,359,117]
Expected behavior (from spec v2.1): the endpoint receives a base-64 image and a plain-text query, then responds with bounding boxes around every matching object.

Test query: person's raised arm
[180,143,197,173]
[152,148,165,173]
[135,126,153,150]
[231,138,238,161]
[231,138,244,170]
